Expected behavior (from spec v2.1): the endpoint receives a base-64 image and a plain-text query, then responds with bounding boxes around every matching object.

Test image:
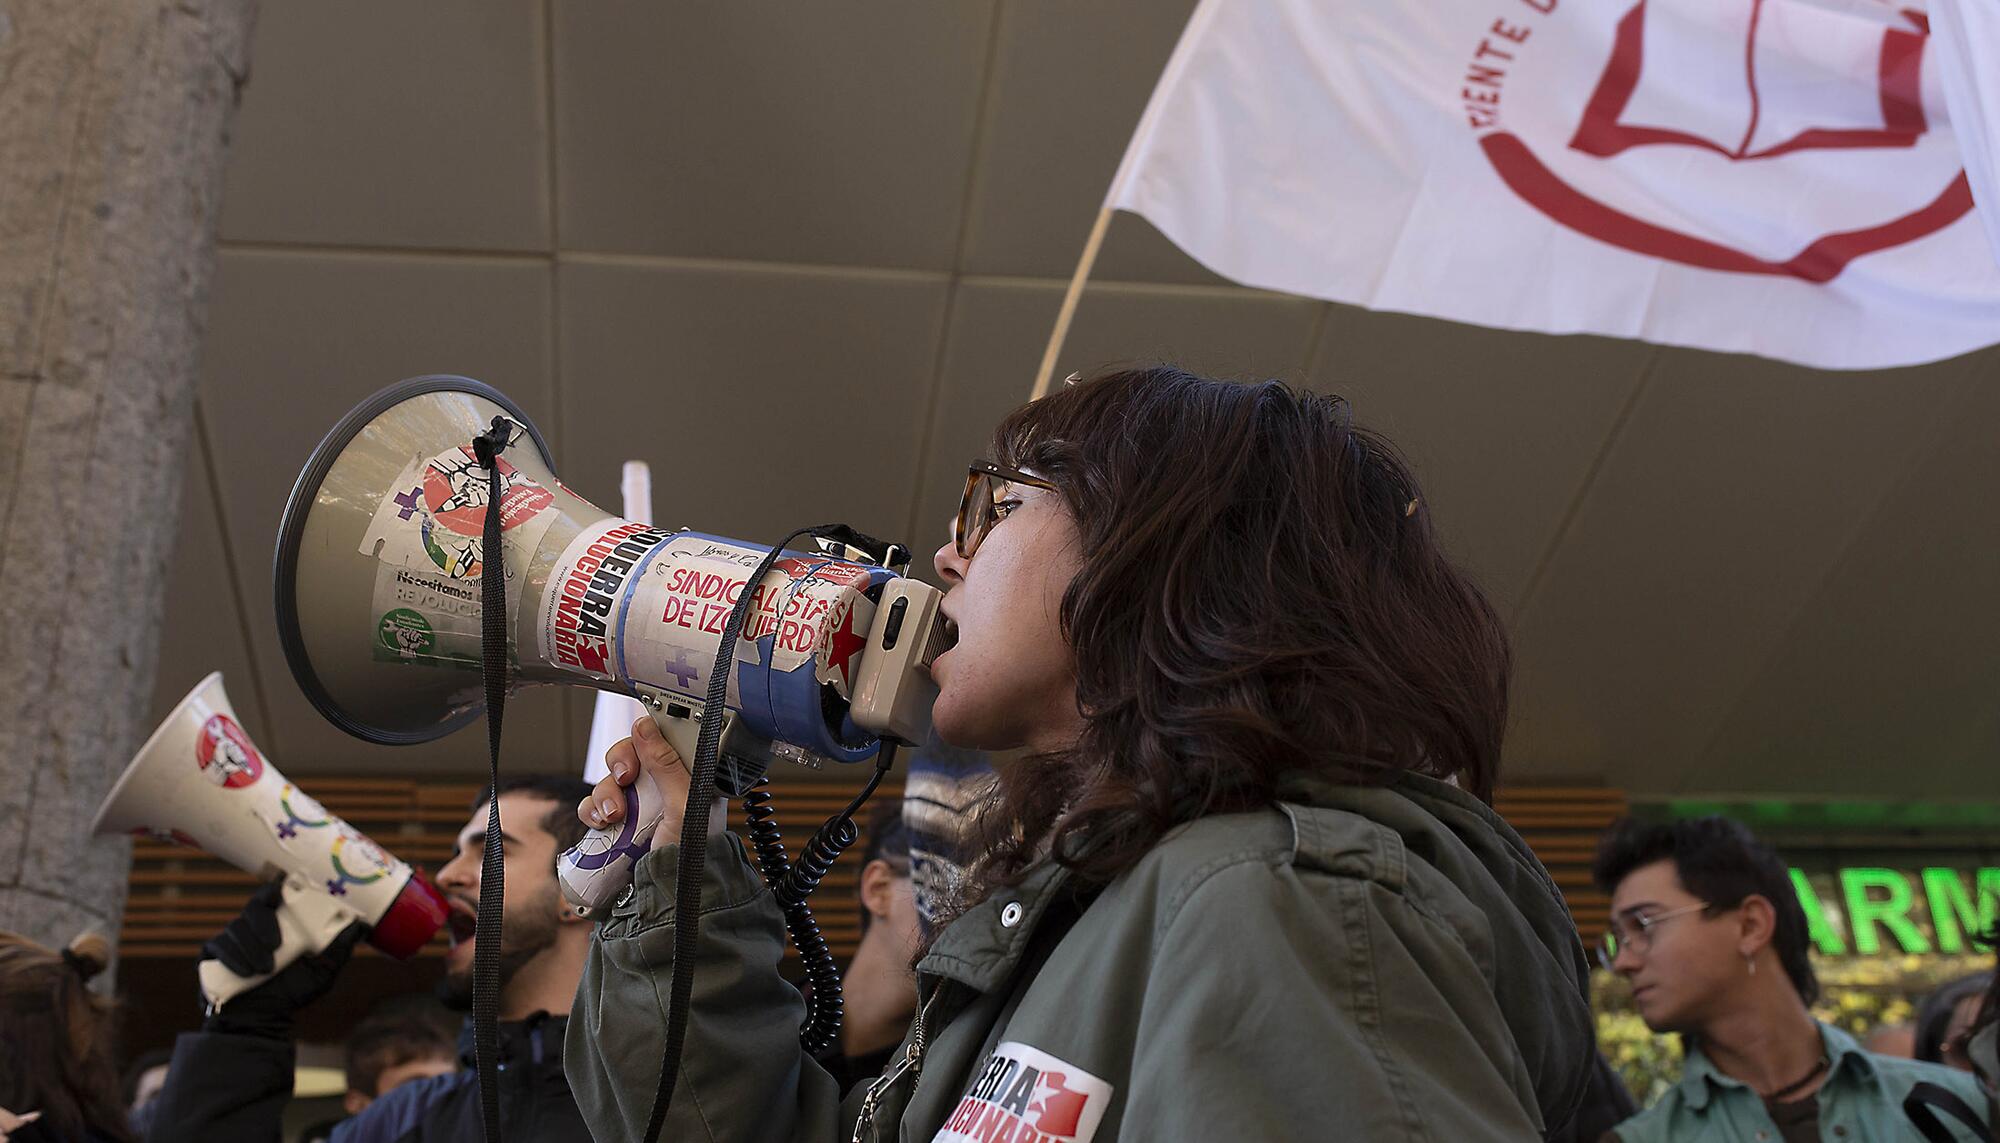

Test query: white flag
[1931,0,2000,267]
[1108,0,2000,370]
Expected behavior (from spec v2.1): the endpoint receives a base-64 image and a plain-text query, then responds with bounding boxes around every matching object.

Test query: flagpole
[1029,206,1114,401]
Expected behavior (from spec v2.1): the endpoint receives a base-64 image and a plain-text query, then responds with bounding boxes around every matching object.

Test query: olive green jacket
[566,773,1597,1142]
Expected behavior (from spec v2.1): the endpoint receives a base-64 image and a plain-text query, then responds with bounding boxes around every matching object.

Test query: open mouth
[447,902,478,947]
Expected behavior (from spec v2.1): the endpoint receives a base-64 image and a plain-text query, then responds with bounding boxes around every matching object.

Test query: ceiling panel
[221,0,548,251]
[554,1,993,269]
[1689,348,2000,798]
[555,258,948,550]
[910,278,1324,560]
[149,414,269,745]
[1504,347,1971,792]
[196,249,566,775]
[139,2,2000,806]
[1302,309,1654,617]
[960,0,1213,282]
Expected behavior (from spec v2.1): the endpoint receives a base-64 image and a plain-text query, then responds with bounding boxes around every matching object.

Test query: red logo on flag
[1479,0,1973,280]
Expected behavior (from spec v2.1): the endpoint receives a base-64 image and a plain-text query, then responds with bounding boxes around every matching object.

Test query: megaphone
[274,376,950,914]
[94,672,448,1008]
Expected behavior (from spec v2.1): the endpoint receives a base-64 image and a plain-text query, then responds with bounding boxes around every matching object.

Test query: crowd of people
[0,368,1995,1141]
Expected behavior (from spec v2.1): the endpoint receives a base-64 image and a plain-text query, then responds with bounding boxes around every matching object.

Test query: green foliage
[1593,953,1993,1105]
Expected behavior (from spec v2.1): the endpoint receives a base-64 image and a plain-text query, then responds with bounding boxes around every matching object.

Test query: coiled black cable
[740,785,841,1054]
[776,817,856,906]
[737,741,896,1056]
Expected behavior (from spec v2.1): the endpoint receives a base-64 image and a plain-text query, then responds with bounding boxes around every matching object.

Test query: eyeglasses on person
[1595,901,1713,971]
[954,459,1057,559]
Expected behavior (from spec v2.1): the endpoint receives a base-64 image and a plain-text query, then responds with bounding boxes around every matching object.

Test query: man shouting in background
[147,775,597,1143]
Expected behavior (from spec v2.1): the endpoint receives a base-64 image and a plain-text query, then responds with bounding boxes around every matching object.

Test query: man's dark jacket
[145,1013,589,1143]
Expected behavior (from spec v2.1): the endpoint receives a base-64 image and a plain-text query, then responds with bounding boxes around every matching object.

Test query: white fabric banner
[1930,0,2000,267]
[1108,0,2000,370]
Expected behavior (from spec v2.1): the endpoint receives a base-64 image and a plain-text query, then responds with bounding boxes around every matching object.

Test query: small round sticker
[378,608,436,658]
[196,713,263,789]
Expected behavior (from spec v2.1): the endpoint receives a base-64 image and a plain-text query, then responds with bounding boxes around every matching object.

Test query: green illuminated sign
[1791,866,2000,956]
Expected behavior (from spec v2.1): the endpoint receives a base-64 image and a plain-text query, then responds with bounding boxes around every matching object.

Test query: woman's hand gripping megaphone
[570,714,728,911]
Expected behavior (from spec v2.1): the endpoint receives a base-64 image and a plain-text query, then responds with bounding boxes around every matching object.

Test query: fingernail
[600,797,620,821]
[635,718,660,741]
[582,800,603,825]
[611,761,630,781]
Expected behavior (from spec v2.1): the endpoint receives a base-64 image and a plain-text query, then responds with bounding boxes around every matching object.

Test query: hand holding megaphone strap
[199,877,366,1038]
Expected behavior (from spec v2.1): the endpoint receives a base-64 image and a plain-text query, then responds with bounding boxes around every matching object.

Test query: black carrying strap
[1903,1080,1989,1142]
[470,419,513,1143]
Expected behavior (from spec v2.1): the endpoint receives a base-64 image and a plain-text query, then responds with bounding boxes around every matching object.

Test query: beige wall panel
[1303,309,1652,619]
[555,2,991,269]
[555,258,948,552]
[149,417,270,744]
[221,0,548,251]
[1505,348,1970,795]
[909,279,1322,561]
[960,0,1216,282]
[1689,350,2000,798]
[196,249,568,776]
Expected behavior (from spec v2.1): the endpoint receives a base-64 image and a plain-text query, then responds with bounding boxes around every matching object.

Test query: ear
[859,859,896,922]
[1737,894,1778,958]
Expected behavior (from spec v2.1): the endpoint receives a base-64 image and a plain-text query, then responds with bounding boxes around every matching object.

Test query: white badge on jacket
[931,1041,1112,1143]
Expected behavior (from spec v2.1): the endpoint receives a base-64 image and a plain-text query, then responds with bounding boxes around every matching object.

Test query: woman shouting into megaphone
[566,366,1596,1142]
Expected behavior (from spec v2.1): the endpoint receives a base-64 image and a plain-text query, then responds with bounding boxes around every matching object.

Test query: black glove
[200,878,366,1040]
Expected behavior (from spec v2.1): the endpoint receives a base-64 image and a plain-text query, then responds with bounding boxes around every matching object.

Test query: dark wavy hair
[974,366,1510,891]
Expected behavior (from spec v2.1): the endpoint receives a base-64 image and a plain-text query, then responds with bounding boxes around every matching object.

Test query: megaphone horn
[95,673,447,1008]
[274,377,951,912]
[275,375,940,758]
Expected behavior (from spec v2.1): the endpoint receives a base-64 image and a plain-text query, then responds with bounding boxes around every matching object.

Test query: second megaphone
[274,377,951,912]
[94,673,448,1008]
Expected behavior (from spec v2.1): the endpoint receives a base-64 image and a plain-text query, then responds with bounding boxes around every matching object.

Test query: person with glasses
[568,366,1601,1141]
[1591,816,1990,1142]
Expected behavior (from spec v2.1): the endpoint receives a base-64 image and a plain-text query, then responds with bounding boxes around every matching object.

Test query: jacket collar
[454,1011,568,1069]
[1679,1021,1874,1111]
[917,860,1076,995]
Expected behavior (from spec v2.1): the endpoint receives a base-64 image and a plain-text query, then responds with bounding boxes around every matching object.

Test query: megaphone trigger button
[881,596,909,651]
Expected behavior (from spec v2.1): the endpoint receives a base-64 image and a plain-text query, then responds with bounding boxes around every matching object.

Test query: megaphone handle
[558,705,706,917]
[198,876,362,1012]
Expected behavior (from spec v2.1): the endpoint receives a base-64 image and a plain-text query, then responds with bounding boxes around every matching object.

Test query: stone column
[0,0,259,966]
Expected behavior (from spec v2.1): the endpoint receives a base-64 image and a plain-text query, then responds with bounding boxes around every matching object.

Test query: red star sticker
[825,602,868,689]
